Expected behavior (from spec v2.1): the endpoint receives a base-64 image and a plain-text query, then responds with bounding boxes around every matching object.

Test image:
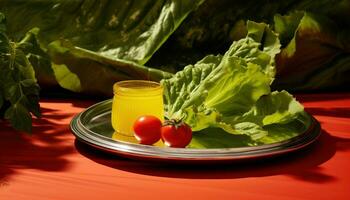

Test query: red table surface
[1,93,349,200]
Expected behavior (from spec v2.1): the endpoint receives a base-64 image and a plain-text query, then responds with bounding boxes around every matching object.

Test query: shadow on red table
[75,129,350,183]
[0,106,76,184]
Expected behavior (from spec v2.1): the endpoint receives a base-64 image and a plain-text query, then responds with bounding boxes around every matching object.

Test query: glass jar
[111,80,164,136]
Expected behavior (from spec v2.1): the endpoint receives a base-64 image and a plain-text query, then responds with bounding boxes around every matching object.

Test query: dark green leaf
[4,103,32,133]
[18,28,57,87]
[273,11,350,91]
[21,95,41,118]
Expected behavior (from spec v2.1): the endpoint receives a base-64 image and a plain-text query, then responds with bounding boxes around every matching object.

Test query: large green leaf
[259,116,311,144]
[229,91,305,126]
[47,39,173,95]
[216,91,308,141]
[1,0,204,64]
[0,0,203,94]
[273,11,350,91]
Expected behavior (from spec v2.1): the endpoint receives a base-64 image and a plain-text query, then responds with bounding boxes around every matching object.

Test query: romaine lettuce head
[162,21,309,144]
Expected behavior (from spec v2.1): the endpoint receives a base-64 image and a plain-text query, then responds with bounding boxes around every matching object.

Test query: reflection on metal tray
[70,100,321,163]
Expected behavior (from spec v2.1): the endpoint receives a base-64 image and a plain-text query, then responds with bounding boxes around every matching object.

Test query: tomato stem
[162,119,184,129]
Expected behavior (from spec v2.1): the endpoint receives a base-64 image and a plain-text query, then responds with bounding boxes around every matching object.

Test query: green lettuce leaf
[162,21,280,137]
[163,21,308,145]
[188,127,257,149]
[184,91,310,148]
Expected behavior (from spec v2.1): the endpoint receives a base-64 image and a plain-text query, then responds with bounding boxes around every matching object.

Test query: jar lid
[113,80,163,96]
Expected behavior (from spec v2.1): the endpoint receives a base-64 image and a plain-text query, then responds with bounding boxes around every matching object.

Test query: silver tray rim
[70,99,321,162]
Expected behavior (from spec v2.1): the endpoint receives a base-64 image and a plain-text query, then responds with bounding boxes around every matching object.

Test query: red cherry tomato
[133,115,162,145]
[161,122,192,148]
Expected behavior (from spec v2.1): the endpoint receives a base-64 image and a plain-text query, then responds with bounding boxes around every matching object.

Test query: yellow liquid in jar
[111,81,164,136]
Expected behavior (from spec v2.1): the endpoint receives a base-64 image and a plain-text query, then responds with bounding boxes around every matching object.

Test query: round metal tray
[71,100,321,163]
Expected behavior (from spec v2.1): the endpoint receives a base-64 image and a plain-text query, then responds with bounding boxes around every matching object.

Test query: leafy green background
[0,0,348,146]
